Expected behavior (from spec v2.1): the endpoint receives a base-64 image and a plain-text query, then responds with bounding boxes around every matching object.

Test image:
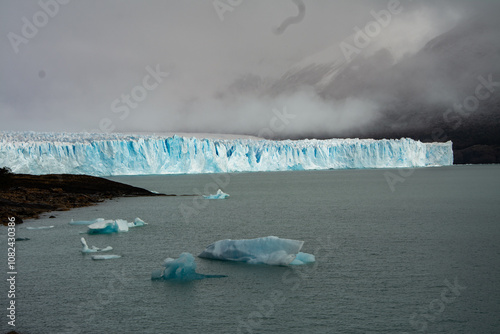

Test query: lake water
[2,165,499,333]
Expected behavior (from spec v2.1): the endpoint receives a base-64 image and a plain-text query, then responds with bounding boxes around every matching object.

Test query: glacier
[198,236,315,266]
[151,252,227,281]
[0,132,453,176]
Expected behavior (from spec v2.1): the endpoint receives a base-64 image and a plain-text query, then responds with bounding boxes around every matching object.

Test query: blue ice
[87,218,146,234]
[151,253,227,281]
[0,132,453,176]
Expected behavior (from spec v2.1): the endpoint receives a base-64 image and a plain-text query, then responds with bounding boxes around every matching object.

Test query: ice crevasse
[0,132,453,176]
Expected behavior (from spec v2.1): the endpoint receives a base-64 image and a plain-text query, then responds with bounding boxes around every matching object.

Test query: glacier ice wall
[0,132,453,176]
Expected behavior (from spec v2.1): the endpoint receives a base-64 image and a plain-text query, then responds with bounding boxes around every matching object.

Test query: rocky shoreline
[0,173,165,225]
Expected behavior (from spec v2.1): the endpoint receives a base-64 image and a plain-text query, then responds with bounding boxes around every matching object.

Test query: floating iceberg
[70,218,105,225]
[92,255,121,260]
[87,219,128,234]
[80,237,113,253]
[198,236,315,266]
[87,218,146,234]
[26,226,54,230]
[289,252,316,265]
[203,189,229,199]
[128,217,147,228]
[0,132,453,176]
[151,252,227,281]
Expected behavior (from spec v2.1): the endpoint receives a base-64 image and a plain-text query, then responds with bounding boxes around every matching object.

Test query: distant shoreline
[0,173,166,225]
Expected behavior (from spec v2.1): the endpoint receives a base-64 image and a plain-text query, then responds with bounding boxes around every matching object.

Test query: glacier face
[0,132,453,176]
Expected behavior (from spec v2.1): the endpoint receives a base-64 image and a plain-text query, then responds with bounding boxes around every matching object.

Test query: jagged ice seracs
[0,132,453,176]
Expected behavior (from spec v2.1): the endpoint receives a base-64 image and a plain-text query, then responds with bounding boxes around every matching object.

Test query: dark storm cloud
[0,0,497,137]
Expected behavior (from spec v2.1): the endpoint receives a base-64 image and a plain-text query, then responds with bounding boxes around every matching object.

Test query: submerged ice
[151,252,227,281]
[92,255,121,260]
[0,132,453,176]
[70,218,105,225]
[198,236,315,266]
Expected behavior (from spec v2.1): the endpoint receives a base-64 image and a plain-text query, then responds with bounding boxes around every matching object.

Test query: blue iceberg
[80,237,113,253]
[87,218,146,234]
[151,252,227,281]
[289,252,316,265]
[0,132,453,176]
[203,189,229,199]
[198,236,315,266]
[128,217,147,228]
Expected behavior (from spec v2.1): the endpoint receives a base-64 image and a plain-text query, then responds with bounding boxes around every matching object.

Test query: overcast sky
[0,0,494,135]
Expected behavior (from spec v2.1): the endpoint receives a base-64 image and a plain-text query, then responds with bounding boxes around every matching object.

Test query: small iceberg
[199,236,315,266]
[92,255,121,260]
[203,189,229,199]
[26,226,54,230]
[87,218,146,234]
[128,217,147,228]
[80,237,113,253]
[289,252,316,265]
[70,218,105,225]
[151,252,227,281]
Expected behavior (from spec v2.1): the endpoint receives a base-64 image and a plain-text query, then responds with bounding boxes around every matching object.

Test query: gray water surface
[2,165,499,333]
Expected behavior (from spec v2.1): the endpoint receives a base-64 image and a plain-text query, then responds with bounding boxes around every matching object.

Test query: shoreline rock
[0,173,165,225]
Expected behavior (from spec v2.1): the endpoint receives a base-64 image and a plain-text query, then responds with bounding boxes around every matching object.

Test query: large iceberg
[198,236,315,266]
[151,252,227,281]
[0,132,453,176]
